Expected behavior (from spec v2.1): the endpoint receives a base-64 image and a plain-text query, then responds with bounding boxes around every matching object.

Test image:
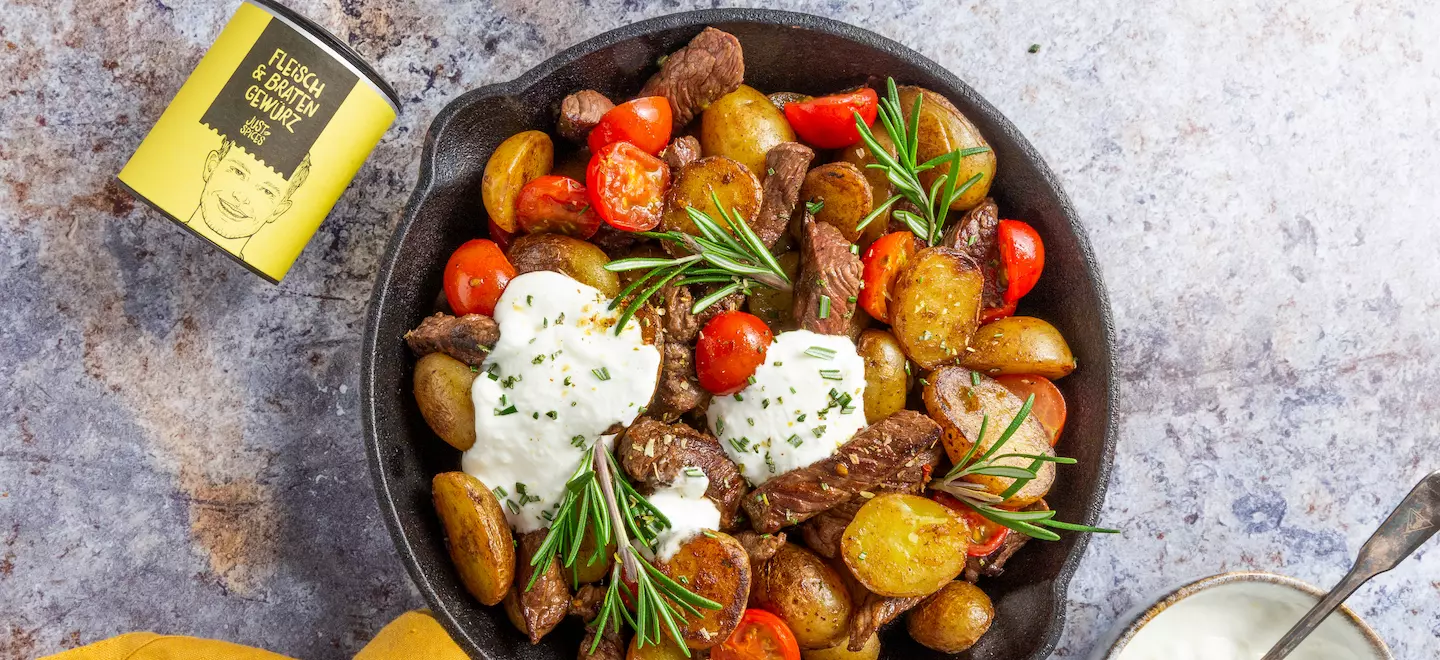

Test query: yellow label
[118,1,396,282]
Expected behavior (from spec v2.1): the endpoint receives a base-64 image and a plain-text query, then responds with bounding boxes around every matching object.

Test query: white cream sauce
[648,466,721,561]
[706,330,867,487]
[461,271,661,533]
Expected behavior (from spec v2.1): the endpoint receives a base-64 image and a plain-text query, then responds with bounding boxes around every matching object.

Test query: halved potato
[482,130,554,232]
[906,581,994,653]
[413,352,478,451]
[700,85,796,176]
[658,531,751,649]
[626,634,691,660]
[431,472,515,605]
[840,494,968,598]
[751,543,854,649]
[962,316,1077,379]
[507,232,619,298]
[856,329,910,425]
[895,87,994,211]
[922,366,1055,508]
[661,156,763,248]
[890,247,983,370]
[799,163,878,248]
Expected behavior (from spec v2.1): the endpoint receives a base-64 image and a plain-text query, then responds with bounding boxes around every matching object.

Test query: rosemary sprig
[853,78,993,246]
[603,193,792,333]
[929,393,1119,541]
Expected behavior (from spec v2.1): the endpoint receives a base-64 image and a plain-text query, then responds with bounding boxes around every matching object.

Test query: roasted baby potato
[508,233,620,298]
[800,162,879,248]
[661,156,763,244]
[856,329,910,425]
[962,316,1078,379]
[768,91,813,110]
[747,250,801,329]
[896,86,994,211]
[751,543,854,649]
[803,633,880,660]
[659,531,752,649]
[431,472,515,606]
[566,533,614,585]
[626,635,691,660]
[482,130,554,232]
[840,494,969,598]
[906,581,994,653]
[890,247,983,370]
[413,352,478,451]
[923,366,1056,507]
[836,130,895,234]
[701,84,796,176]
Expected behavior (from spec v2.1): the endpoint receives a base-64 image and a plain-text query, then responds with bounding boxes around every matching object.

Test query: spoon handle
[1261,471,1440,660]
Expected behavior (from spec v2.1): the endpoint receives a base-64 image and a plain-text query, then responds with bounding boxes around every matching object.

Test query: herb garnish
[804,346,837,360]
[592,367,611,381]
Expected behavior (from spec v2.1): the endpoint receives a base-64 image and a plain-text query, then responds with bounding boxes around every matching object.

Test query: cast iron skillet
[362,9,1115,659]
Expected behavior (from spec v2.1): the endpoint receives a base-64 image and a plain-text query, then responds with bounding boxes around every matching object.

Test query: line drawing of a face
[194,140,309,241]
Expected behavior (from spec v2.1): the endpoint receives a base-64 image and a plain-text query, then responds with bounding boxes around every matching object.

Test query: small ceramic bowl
[1091,571,1390,660]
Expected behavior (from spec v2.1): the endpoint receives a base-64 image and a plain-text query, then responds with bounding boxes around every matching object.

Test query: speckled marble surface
[2,0,1437,658]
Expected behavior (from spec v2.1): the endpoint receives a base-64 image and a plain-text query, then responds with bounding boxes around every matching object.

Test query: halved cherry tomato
[695,311,773,396]
[934,492,1012,556]
[997,219,1044,304]
[443,239,516,317]
[980,300,1017,324]
[994,374,1067,445]
[712,609,801,660]
[783,88,879,149]
[588,96,673,155]
[587,141,671,232]
[858,231,923,323]
[514,175,601,239]
[486,217,515,253]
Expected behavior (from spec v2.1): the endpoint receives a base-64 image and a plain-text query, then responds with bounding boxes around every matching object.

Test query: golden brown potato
[413,352,478,451]
[856,329,910,425]
[840,494,969,598]
[923,366,1055,507]
[768,91,813,110]
[746,251,800,329]
[431,472,515,605]
[890,247,983,370]
[836,129,896,235]
[906,581,994,653]
[661,156,763,245]
[626,635,691,660]
[701,85,796,176]
[507,233,619,298]
[566,533,614,585]
[482,130,554,232]
[895,87,994,211]
[800,163,879,248]
[752,543,854,649]
[803,633,880,660]
[962,316,1078,379]
[658,531,751,649]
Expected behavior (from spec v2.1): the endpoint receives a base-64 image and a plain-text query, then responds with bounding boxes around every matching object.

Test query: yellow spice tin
[118,0,399,282]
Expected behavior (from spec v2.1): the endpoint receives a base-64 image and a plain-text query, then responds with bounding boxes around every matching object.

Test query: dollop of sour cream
[707,330,867,486]
[461,271,661,533]
[647,467,721,561]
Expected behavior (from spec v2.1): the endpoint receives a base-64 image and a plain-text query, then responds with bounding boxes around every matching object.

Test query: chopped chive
[563,375,573,386]
[804,346,838,360]
[729,437,750,453]
[818,295,831,319]
[797,413,807,422]
[813,425,828,438]
[532,412,539,419]
[806,199,825,214]
[546,411,558,420]
[820,481,831,491]
[494,405,518,416]
[762,399,771,409]
[747,417,756,426]
[734,393,744,402]
[847,295,857,303]
[592,367,611,381]
[819,369,843,380]
[493,486,508,498]
[971,371,981,386]
[849,244,859,255]
[505,499,520,514]
[571,435,586,447]
[684,467,705,478]
[858,551,868,561]
[785,434,802,447]
[526,295,534,306]
[532,354,545,364]
[485,364,500,380]
[747,375,757,385]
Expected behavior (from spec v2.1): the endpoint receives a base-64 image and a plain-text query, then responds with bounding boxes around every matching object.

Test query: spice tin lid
[117,0,399,283]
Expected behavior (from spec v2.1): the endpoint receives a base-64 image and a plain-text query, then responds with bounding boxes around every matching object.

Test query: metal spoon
[1261,470,1440,660]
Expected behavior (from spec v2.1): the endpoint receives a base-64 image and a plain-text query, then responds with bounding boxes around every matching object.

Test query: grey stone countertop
[2,0,1437,657]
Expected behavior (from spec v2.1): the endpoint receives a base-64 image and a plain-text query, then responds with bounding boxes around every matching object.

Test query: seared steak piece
[792,217,862,336]
[941,197,1004,310]
[660,135,702,170]
[658,282,743,344]
[742,410,942,534]
[618,417,747,530]
[569,583,607,621]
[590,224,642,258]
[962,500,1044,582]
[640,27,744,130]
[733,530,787,569]
[648,342,709,421]
[557,90,615,142]
[509,529,570,643]
[577,626,624,660]
[800,444,943,559]
[755,142,814,249]
[404,312,500,367]
[848,592,923,651]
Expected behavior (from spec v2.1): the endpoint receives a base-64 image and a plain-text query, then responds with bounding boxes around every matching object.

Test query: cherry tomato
[486,217,515,253]
[695,311,773,396]
[587,141,671,232]
[588,96,673,155]
[712,609,801,660]
[997,219,1044,304]
[783,88,879,149]
[979,300,1017,325]
[858,231,923,323]
[934,492,1012,556]
[994,374,1067,446]
[514,175,601,239]
[443,239,516,317]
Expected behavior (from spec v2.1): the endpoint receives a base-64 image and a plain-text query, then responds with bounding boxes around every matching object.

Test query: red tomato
[586,142,671,232]
[695,311,773,396]
[994,374,1068,446]
[858,231,923,323]
[443,239,516,317]
[997,219,1044,304]
[514,175,601,239]
[979,300,1017,325]
[934,492,1011,556]
[588,96,673,155]
[783,88,879,149]
[712,609,801,660]
[486,217,515,253]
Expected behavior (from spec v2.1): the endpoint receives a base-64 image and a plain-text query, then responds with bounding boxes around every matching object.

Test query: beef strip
[658,282,743,344]
[590,224,642,258]
[557,90,615,142]
[510,529,570,643]
[404,312,500,367]
[941,197,1005,310]
[570,583,607,621]
[754,142,814,249]
[800,444,944,559]
[660,135,702,170]
[962,499,1045,582]
[792,217,862,336]
[742,410,942,534]
[648,342,709,421]
[577,626,625,660]
[733,530,787,570]
[848,592,924,651]
[618,417,747,530]
[640,27,744,130]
